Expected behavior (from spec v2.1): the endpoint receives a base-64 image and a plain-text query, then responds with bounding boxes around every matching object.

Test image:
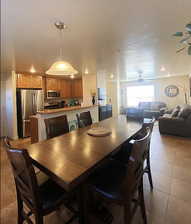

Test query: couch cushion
[178,105,191,119]
[163,114,172,118]
[171,106,180,117]
[138,102,151,110]
[150,102,166,110]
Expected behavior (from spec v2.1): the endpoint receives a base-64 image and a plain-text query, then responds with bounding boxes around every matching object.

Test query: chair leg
[147,156,153,190]
[35,214,43,224]
[124,203,132,224]
[17,198,24,224]
[138,178,147,224]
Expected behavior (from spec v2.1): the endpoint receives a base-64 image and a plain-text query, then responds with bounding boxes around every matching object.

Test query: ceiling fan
[126,70,155,83]
[173,22,191,55]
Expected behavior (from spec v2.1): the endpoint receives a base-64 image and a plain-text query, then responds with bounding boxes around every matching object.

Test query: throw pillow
[171,107,180,117]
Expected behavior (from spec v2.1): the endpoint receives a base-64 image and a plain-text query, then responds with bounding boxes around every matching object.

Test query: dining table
[26,115,142,223]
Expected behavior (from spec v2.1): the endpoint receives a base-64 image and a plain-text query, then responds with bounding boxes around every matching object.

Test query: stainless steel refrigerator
[17,89,44,138]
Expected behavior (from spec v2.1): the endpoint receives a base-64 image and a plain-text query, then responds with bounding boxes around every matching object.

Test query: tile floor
[1,124,191,224]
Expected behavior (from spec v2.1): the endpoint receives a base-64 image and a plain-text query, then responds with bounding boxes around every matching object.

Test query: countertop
[37,105,98,115]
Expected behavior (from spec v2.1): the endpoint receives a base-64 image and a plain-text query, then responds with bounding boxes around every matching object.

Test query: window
[126,85,155,107]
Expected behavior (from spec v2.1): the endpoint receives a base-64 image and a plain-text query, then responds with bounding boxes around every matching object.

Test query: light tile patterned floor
[1,124,191,224]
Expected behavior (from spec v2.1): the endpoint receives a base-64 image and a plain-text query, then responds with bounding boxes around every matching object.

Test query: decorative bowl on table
[87,127,111,137]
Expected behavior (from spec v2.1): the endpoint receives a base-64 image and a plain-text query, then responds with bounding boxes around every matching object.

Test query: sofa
[159,104,191,137]
[126,101,167,120]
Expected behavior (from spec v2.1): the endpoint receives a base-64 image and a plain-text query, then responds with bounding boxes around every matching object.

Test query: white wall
[0,73,7,137]
[97,70,106,89]
[97,70,120,117]
[154,76,190,108]
[0,71,18,139]
[120,75,190,110]
[82,73,97,106]
[106,80,119,116]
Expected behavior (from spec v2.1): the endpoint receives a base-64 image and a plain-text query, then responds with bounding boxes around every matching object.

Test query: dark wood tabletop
[26,116,142,191]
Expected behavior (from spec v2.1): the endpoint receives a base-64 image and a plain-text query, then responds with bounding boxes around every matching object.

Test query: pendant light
[46,22,78,76]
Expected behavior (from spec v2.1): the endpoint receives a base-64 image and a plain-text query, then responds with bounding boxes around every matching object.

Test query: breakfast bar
[31,105,98,142]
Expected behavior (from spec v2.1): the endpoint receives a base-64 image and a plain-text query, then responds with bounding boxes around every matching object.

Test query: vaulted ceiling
[1,0,191,80]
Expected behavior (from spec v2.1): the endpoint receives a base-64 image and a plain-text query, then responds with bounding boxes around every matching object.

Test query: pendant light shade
[46,22,78,76]
[46,61,78,76]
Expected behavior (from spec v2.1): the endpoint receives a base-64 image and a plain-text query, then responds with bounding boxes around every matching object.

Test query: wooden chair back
[142,118,155,133]
[4,137,41,211]
[121,128,152,198]
[135,118,155,139]
[76,111,92,128]
[44,115,69,139]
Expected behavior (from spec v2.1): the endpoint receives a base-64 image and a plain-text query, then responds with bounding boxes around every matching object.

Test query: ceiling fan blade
[126,77,143,83]
[179,35,191,43]
[188,46,191,55]
[176,47,186,53]
[173,32,183,37]
[144,77,156,80]
[186,23,191,32]
[126,79,138,83]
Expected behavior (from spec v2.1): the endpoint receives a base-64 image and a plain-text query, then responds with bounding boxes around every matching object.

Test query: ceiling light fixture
[84,68,89,74]
[70,74,75,79]
[160,66,166,72]
[30,66,36,73]
[110,74,114,79]
[46,22,78,76]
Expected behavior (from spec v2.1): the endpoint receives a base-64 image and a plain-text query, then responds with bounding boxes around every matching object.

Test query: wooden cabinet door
[71,79,83,98]
[46,78,59,91]
[65,80,72,98]
[17,74,43,89]
[17,74,31,88]
[60,79,65,98]
[60,79,72,98]
[31,75,43,88]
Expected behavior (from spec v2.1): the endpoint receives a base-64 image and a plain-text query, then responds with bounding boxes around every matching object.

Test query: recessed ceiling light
[110,74,114,79]
[70,74,75,79]
[160,66,166,72]
[30,66,36,73]
[84,68,89,74]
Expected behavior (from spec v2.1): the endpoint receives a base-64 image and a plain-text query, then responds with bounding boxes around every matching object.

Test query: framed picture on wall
[165,85,179,97]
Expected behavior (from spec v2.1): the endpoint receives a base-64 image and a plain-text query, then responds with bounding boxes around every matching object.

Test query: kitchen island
[30,105,98,143]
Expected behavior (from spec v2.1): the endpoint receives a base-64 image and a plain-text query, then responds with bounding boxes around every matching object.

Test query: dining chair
[4,137,77,224]
[113,118,155,190]
[44,115,69,139]
[87,128,151,224]
[76,111,92,128]
[142,118,155,189]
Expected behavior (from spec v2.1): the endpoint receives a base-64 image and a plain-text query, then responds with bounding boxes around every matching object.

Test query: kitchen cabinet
[31,75,43,88]
[17,74,42,89]
[60,79,83,98]
[60,79,72,98]
[46,77,59,91]
[17,74,83,99]
[71,79,83,98]
[45,78,82,98]
[17,74,30,88]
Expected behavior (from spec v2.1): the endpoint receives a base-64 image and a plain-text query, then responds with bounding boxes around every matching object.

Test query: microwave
[47,90,60,99]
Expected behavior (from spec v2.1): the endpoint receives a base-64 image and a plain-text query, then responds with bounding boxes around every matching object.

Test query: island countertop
[37,105,98,115]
